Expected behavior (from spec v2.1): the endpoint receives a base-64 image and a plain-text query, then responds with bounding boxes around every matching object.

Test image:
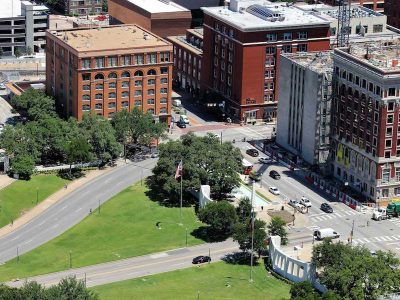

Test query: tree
[0,124,39,161]
[198,201,237,235]
[20,281,45,299]
[14,48,22,58]
[290,281,319,300]
[81,113,122,164]
[151,133,242,202]
[11,154,35,179]
[45,276,98,300]
[236,197,252,223]
[26,46,32,56]
[64,136,92,177]
[233,218,267,254]
[267,216,288,245]
[312,240,400,300]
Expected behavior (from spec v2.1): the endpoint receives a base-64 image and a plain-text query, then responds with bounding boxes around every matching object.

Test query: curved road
[0,159,157,263]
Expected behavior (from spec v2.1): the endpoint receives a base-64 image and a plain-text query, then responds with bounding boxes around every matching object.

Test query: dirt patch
[267,210,294,224]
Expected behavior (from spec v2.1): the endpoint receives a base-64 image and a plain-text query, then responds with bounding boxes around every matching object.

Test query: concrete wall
[199,184,212,208]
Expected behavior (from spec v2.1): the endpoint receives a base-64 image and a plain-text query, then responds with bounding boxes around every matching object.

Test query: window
[108,102,116,109]
[389,102,395,111]
[135,80,142,87]
[122,91,129,98]
[389,88,396,96]
[160,52,170,62]
[94,57,104,68]
[228,64,232,74]
[134,100,142,106]
[160,88,167,94]
[297,32,307,39]
[298,44,308,52]
[82,73,90,81]
[147,108,155,114]
[282,45,292,53]
[122,81,129,88]
[82,58,91,69]
[382,188,389,198]
[83,85,90,91]
[265,57,275,66]
[134,70,143,77]
[160,107,167,114]
[386,139,392,148]
[147,98,155,105]
[373,24,383,33]
[385,150,391,158]
[228,52,233,62]
[382,169,390,183]
[95,84,103,90]
[94,74,104,80]
[95,93,103,100]
[160,78,168,84]
[396,168,400,182]
[108,92,116,99]
[387,127,393,136]
[160,97,167,104]
[283,32,292,40]
[148,89,155,95]
[147,69,156,76]
[395,187,400,195]
[95,103,102,110]
[82,104,90,111]
[266,33,277,41]
[121,55,131,66]
[134,90,141,97]
[121,101,129,108]
[121,71,130,78]
[107,56,117,67]
[109,82,116,89]
[388,114,394,124]
[108,73,117,79]
[266,47,276,54]
[148,79,155,85]
[147,53,156,64]
[82,94,90,101]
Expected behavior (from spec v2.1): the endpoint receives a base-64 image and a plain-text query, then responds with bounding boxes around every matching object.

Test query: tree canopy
[233,218,267,254]
[267,216,288,245]
[198,201,238,234]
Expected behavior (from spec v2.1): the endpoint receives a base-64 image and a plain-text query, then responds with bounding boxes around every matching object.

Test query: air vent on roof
[246,4,285,22]
[159,0,170,4]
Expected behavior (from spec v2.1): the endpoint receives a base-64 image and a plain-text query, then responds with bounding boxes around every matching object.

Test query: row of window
[82,69,168,81]
[82,98,167,107]
[266,32,307,42]
[82,104,167,114]
[337,68,385,97]
[86,78,168,90]
[81,53,170,69]
[83,89,168,100]
[175,47,202,69]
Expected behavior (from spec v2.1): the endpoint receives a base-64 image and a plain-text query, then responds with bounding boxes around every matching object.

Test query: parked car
[288,199,301,209]
[249,171,261,181]
[180,114,190,124]
[246,149,259,157]
[320,203,333,213]
[269,170,280,179]
[176,120,186,128]
[269,186,280,195]
[300,196,312,208]
[258,157,272,164]
[0,83,6,90]
[192,256,211,264]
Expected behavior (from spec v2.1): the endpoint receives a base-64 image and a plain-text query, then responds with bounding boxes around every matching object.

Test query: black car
[176,120,186,128]
[192,255,211,264]
[246,149,259,157]
[269,170,280,179]
[320,203,333,213]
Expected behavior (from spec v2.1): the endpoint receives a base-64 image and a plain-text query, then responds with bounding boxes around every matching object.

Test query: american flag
[175,160,183,180]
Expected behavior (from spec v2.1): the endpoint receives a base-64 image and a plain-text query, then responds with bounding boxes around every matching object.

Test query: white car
[180,114,190,124]
[288,199,302,209]
[269,186,280,195]
[259,157,272,164]
[300,196,312,208]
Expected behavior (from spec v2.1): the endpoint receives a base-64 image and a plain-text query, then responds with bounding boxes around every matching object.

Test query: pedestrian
[11,219,13,226]
[64,184,68,189]
[261,206,264,211]
[89,208,92,214]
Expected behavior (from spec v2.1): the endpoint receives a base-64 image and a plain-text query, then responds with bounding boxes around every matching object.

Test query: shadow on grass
[222,252,261,266]
[190,226,230,243]
[57,168,84,180]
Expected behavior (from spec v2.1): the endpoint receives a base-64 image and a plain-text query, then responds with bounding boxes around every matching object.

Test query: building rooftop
[283,51,333,74]
[187,28,204,38]
[202,0,330,31]
[167,36,203,56]
[298,4,383,19]
[48,25,170,52]
[336,43,400,73]
[2,0,22,18]
[123,0,189,13]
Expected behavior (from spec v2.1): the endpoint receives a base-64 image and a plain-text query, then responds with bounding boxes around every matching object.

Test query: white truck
[314,228,340,240]
[372,208,392,221]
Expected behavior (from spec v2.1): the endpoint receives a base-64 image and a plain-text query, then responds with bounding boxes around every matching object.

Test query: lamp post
[69,250,72,268]
[250,180,255,283]
[36,188,39,204]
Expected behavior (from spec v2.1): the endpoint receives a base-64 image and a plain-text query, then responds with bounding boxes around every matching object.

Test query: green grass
[91,261,290,300]
[0,175,69,228]
[0,183,203,282]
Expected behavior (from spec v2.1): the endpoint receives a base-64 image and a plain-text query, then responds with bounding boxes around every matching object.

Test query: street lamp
[36,188,39,204]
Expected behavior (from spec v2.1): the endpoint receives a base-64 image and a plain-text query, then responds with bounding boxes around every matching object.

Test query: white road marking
[24,239,33,245]
[61,205,68,211]
[11,235,21,241]
[37,220,45,226]
[52,224,59,229]
[76,207,83,212]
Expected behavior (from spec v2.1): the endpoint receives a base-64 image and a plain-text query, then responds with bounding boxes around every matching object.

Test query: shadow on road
[190,226,230,243]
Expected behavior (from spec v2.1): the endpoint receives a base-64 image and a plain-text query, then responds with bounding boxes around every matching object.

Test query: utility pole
[350,220,354,246]
[250,180,255,283]
[179,160,183,225]
[17,246,19,263]
[36,188,39,204]
[98,199,100,214]
[69,250,72,268]
[220,131,223,145]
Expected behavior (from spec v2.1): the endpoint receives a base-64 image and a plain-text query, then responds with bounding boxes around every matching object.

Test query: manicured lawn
[91,261,290,300]
[0,183,203,282]
[0,175,69,228]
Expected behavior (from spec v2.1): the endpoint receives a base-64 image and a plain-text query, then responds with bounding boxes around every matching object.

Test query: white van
[314,228,340,240]
[172,99,181,107]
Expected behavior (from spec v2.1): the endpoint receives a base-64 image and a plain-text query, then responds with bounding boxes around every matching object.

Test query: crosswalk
[388,218,400,227]
[353,235,400,250]
[309,210,361,223]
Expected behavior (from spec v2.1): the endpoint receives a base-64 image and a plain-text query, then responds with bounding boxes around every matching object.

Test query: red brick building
[200,0,331,122]
[167,28,203,95]
[46,25,173,122]
[385,0,400,29]
[318,0,385,12]
[108,0,192,38]
[332,44,400,204]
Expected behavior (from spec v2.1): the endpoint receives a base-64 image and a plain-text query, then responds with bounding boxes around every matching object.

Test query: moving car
[176,120,186,128]
[192,256,211,264]
[269,170,280,179]
[314,228,340,240]
[0,83,6,90]
[180,114,190,124]
[258,157,272,164]
[249,171,261,181]
[246,149,259,157]
[320,203,333,213]
[288,199,301,209]
[300,197,312,208]
[269,186,280,195]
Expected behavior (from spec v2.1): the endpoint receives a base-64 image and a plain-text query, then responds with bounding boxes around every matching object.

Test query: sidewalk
[0,175,15,190]
[0,160,126,239]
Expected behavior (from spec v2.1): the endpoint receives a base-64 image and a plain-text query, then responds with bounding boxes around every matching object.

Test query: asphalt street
[7,240,238,288]
[0,159,157,263]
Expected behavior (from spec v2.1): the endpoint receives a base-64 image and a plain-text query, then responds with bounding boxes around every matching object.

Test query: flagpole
[180,159,183,225]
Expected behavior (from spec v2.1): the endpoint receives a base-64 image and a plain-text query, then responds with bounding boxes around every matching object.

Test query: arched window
[121,71,130,78]
[94,73,104,80]
[122,91,129,98]
[134,70,143,77]
[108,92,116,99]
[160,107,167,114]
[108,112,115,118]
[82,95,90,101]
[108,102,116,109]
[108,72,117,79]
[148,89,155,95]
[82,104,90,111]
[95,103,102,109]
[121,101,129,108]
[95,93,103,100]
[147,69,156,75]
[147,108,155,114]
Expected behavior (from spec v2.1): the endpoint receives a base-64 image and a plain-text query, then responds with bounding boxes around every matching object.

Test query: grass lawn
[0,183,203,282]
[91,261,290,300]
[0,175,69,228]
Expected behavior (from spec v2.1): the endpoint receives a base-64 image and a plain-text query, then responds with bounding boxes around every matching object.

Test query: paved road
[0,159,157,263]
[7,240,238,288]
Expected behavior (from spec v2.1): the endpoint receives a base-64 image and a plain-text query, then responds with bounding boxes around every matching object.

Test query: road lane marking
[24,239,33,245]
[76,208,83,212]
[11,235,21,241]
[61,205,68,211]
[38,221,45,226]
